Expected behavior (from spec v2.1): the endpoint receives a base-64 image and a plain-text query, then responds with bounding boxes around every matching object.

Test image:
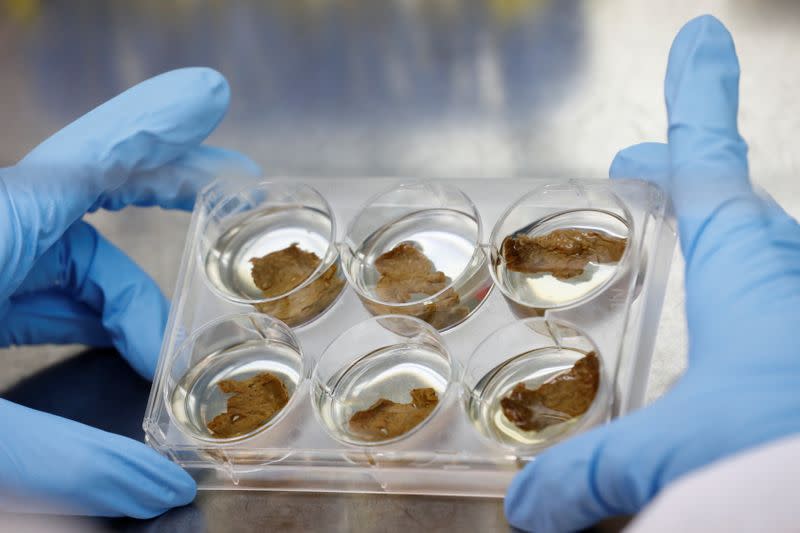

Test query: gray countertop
[0,1,798,531]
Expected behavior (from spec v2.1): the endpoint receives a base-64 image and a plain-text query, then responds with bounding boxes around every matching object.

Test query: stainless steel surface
[1,0,799,531]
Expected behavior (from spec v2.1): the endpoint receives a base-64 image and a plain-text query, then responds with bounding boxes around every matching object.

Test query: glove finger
[505,424,619,533]
[0,291,110,347]
[664,15,754,256]
[0,400,195,518]
[0,67,230,297]
[91,145,261,212]
[609,142,670,193]
[504,395,683,533]
[16,221,168,380]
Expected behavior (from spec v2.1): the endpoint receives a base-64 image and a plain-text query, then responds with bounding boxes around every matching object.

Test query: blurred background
[1,1,799,531]
[2,0,798,180]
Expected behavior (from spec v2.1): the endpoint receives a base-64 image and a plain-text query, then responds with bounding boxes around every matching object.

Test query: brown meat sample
[425,289,470,330]
[375,241,441,277]
[368,242,469,329]
[251,243,319,298]
[500,352,600,432]
[501,229,627,280]
[250,244,344,327]
[207,372,290,438]
[374,242,450,301]
[349,387,439,441]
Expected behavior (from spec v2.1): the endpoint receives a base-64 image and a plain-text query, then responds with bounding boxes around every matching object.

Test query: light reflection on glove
[505,15,800,532]
[0,68,260,517]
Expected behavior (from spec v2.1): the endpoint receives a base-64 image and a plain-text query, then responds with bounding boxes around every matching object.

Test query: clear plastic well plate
[144,178,675,497]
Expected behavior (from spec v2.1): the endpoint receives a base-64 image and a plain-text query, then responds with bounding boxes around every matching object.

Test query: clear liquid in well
[205,206,333,300]
[497,259,618,308]
[170,339,303,440]
[466,347,600,449]
[315,344,450,444]
[348,208,491,327]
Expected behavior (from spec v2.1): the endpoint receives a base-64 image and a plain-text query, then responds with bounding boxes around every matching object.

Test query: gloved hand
[0,68,260,518]
[505,15,800,533]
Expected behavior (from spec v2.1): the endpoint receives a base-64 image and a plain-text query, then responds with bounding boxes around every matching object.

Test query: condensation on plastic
[143,177,675,497]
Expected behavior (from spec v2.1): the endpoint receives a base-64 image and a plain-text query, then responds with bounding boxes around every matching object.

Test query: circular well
[200,181,346,327]
[167,313,306,444]
[340,181,492,331]
[312,315,456,446]
[490,185,633,317]
[463,318,609,453]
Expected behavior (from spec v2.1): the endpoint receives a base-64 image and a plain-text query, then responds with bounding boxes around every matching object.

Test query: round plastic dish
[340,180,492,331]
[166,313,306,444]
[201,181,345,327]
[463,317,609,454]
[312,315,457,447]
[490,184,633,318]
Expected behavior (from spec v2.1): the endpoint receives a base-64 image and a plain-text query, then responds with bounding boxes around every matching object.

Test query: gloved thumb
[664,15,751,258]
[609,17,753,262]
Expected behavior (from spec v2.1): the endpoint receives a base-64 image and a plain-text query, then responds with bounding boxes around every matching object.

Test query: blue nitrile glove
[505,15,800,533]
[0,68,260,518]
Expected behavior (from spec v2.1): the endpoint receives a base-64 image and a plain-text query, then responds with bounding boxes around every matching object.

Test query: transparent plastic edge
[143,205,206,446]
[617,181,676,413]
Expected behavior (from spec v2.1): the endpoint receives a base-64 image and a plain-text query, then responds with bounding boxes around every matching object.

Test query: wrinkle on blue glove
[505,15,800,533]
[89,145,261,212]
[2,221,168,379]
[0,399,195,518]
[0,292,111,347]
